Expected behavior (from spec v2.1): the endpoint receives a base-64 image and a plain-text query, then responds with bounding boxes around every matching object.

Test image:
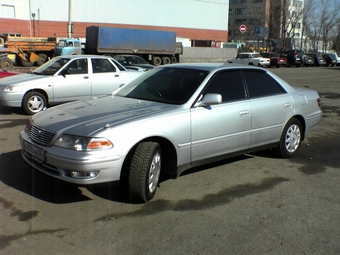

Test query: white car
[228,52,271,67]
[0,55,143,114]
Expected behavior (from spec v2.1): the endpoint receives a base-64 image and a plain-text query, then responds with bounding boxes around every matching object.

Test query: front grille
[30,125,56,145]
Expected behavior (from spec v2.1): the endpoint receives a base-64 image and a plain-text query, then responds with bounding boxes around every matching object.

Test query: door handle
[83,76,89,79]
[285,103,292,108]
[115,74,119,77]
[239,110,250,117]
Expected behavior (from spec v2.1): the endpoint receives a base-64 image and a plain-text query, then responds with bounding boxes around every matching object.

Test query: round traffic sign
[239,25,247,33]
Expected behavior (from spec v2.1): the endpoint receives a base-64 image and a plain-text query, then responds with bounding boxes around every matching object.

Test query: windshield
[33,57,70,75]
[115,67,209,104]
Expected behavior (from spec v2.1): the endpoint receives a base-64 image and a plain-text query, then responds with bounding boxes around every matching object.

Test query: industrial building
[0,0,229,47]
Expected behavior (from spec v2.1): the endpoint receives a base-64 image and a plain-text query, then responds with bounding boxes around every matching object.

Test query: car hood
[32,95,179,136]
[0,73,51,85]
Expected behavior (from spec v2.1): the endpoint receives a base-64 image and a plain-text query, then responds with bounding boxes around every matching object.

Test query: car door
[52,58,92,102]
[242,70,294,148]
[90,58,125,97]
[191,70,251,162]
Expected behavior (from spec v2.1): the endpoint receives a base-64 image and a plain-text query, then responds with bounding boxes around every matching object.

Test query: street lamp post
[32,13,36,37]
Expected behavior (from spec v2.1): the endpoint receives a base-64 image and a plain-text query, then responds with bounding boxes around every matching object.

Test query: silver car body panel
[19,63,322,185]
[0,55,142,108]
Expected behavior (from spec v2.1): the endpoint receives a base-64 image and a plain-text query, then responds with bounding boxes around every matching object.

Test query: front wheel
[275,118,302,158]
[128,142,161,203]
[22,91,47,115]
[36,53,48,66]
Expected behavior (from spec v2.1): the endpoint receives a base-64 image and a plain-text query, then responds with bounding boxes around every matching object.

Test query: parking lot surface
[0,66,339,255]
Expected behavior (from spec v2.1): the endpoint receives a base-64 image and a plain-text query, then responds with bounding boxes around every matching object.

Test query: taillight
[317,98,322,107]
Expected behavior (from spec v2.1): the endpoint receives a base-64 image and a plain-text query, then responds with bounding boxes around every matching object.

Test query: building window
[1,4,15,18]
[235,19,247,24]
[251,0,263,2]
[230,0,247,3]
[296,23,301,29]
[235,8,246,15]
[229,9,233,15]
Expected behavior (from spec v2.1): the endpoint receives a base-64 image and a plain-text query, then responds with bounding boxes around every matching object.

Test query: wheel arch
[290,115,306,140]
[21,89,49,107]
[120,136,178,183]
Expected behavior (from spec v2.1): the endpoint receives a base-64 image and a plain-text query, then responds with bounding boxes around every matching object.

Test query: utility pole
[68,0,73,38]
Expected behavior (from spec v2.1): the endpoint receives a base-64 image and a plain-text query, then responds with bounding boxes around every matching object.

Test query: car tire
[22,91,47,115]
[275,117,302,158]
[128,142,161,203]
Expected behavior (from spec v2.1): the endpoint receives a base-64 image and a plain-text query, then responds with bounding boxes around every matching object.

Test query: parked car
[228,52,271,67]
[298,53,315,67]
[323,53,337,67]
[281,50,302,67]
[0,55,143,114]
[20,63,322,203]
[113,55,155,71]
[307,53,325,67]
[0,69,20,78]
[260,52,287,68]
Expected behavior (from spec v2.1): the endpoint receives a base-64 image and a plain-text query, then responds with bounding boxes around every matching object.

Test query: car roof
[54,55,115,60]
[158,62,266,72]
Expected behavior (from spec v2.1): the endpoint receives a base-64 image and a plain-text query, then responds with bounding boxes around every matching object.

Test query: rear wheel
[152,56,162,66]
[22,91,47,115]
[275,118,302,158]
[162,57,171,65]
[128,142,161,203]
[36,53,48,66]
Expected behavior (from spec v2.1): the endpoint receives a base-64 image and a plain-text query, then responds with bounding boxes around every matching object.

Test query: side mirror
[195,93,222,107]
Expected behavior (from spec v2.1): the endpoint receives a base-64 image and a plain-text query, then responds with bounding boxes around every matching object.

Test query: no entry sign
[239,24,247,33]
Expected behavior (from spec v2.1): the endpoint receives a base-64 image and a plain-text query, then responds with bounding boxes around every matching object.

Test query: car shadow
[0,106,26,115]
[0,150,92,204]
[0,149,279,205]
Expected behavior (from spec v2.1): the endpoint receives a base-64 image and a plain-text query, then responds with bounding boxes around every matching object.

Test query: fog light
[69,171,99,179]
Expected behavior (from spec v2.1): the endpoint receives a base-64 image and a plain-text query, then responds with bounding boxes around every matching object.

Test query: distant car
[0,55,143,114]
[323,54,337,67]
[228,52,271,67]
[298,54,314,67]
[260,52,287,68]
[0,69,20,78]
[307,53,325,67]
[281,50,302,67]
[113,55,154,71]
[20,63,322,203]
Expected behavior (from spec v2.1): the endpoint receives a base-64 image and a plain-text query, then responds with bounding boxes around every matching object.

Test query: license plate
[24,141,45,162]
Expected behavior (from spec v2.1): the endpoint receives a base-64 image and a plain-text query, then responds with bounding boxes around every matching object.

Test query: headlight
[54,135,113,151]
[25,119,32,134]
[4,86,14,92]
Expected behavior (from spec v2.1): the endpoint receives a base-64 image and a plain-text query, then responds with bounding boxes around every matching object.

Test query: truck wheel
[0,58,13,69]
[20,58,34,67]
[152,57,162,66]
[22,91,47,115]
[171,57,177,63]
[162,57,171,65]
[36,53,48,66]
[128,142,161,203]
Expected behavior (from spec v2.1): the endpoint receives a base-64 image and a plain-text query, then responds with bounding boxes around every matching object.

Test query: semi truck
[54,26,183,65]
[0,33,57,68]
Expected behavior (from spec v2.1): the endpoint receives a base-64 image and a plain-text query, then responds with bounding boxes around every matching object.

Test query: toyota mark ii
[20,63,322,202]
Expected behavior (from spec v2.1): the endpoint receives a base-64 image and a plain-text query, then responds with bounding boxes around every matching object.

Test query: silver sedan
[0,55,143,114]
[19,63,322,202]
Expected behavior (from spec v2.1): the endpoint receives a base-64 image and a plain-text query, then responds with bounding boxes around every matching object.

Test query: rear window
[243,70,286,98]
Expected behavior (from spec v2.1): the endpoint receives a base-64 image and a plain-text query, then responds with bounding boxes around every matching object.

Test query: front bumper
[0,92,23,107]
[19,130,125,185]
